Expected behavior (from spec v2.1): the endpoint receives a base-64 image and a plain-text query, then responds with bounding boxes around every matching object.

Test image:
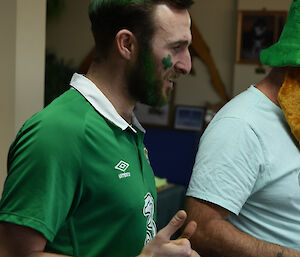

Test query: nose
[174,49,192,75]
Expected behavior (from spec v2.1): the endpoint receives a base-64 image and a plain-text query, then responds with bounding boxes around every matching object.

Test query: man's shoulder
[211,86,274,128]
[217,87,259,117]
[201,87,268,145]
[20,90,94,141]
[41,89,89,122]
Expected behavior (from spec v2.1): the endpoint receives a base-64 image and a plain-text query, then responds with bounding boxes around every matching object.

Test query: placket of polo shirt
[135,131,148,183]
[125,127,144,178]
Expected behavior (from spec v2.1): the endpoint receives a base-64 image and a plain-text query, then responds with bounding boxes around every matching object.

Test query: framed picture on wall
[134,91,175,128]
[236,10,287,64]
[174,105,206,132]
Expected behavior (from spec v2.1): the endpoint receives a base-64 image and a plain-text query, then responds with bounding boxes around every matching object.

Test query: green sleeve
[0,113,84,242]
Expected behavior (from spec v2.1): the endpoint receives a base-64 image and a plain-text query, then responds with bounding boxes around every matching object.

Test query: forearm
[0,251,72,257]
[191,219,300,257]
[28,253,72,257]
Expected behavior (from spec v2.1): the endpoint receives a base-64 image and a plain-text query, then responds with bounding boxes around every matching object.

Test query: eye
[172,45,181,52]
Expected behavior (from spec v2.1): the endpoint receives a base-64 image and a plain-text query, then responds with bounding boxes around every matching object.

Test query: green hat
[260,0,300,66]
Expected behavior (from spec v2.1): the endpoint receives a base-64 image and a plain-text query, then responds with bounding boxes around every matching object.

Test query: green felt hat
[260,0,300,66]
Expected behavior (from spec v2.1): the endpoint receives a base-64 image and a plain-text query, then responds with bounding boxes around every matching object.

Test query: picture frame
[134,91,175,128]
[174,105,206,132]
[236,10,287,64]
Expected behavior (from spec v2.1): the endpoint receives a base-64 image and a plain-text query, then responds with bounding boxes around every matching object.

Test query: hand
[138,210,200,257]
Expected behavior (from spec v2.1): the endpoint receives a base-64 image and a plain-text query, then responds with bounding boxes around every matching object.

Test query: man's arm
[186,196,300,257]
[0,211,199,257]
[0,222,70,257]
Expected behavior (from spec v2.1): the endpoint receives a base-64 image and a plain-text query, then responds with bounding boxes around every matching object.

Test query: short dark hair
[88,0,194,62]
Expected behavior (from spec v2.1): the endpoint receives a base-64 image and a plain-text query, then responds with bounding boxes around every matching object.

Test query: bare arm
[186,197,300,257]
[28,253,71,257]
[0,222,70,257]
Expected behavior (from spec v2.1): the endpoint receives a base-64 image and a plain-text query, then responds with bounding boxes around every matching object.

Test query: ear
[115,29,137,60]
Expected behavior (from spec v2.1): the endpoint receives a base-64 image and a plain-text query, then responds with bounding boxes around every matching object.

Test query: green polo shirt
[0,73,157,257]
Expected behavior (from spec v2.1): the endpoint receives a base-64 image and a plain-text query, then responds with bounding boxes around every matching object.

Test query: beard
[127,49,172,107]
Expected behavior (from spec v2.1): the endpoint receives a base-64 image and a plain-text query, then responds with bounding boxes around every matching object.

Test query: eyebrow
[169,40,192,48]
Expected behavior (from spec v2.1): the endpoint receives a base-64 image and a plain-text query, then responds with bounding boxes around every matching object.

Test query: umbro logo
[115,161,129,172]
[115,160,131,179]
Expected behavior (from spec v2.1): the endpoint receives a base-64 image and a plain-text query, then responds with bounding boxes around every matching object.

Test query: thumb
[180,220,197,239]
[158,210,187,240]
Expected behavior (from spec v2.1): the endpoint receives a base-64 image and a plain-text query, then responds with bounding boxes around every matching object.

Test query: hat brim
[260,42,300,66]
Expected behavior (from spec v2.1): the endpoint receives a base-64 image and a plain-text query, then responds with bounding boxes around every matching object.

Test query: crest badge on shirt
[115,160,131,179]
[144,147,150,164]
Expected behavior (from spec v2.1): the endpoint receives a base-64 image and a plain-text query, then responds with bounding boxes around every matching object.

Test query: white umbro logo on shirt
[115,160,131,179]
[115,160,129,172]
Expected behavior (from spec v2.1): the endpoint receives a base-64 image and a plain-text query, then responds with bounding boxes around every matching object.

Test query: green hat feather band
[260,0,300,66]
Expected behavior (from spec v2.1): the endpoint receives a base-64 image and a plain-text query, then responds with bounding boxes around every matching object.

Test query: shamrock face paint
[162,54,173,70]
[127,46,176,108]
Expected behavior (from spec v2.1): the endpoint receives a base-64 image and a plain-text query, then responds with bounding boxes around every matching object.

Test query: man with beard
[0,0,199,257]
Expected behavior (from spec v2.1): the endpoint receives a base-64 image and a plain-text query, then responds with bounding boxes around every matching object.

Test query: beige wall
[0,0,46,193]
[0,1,17,192]
[238,0,292,10]
[15,0,46,132]
[176,0,237,106]
[46,0,94,68]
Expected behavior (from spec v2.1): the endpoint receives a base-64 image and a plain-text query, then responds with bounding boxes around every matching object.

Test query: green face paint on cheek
[141,50,157,103]
[162,54,173,70]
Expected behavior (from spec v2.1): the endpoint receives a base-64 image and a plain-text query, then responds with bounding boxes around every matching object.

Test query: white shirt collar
[70,73,145,133]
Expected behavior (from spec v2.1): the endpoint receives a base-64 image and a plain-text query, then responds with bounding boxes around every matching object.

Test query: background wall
[0,0,46,193]
[0,1,17,193]
[46,0,93,68]
[176,0,237,106]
